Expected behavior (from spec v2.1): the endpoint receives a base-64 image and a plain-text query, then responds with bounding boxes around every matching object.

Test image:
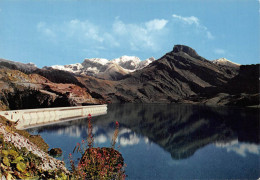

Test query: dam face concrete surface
[0,105,107,129]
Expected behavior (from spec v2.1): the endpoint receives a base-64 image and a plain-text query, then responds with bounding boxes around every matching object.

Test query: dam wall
[0,105,107,129]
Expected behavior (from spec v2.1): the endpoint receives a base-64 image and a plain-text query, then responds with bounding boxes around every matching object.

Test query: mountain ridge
[0,44,259,109]
[79,45,258,105]
[48,56,156,80]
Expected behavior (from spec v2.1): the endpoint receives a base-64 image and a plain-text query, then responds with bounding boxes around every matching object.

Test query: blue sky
[0,0,259,67]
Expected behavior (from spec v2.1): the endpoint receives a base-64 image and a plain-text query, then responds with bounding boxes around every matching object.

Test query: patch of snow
[83,58,109,66]
[212,58,240,67]
[112,56,141,63]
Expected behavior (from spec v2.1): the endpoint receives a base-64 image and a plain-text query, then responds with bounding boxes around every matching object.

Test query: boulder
[48,148,62,157]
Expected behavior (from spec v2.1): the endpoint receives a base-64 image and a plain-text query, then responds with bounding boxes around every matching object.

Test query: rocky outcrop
[48,148,62,157]
[0,58,37,74]
[0,68,104,110]
[96,62,129,80]
[0,116,69,180]
[199,64,260,107]
[225,64,259,94]
[0,124,68,172]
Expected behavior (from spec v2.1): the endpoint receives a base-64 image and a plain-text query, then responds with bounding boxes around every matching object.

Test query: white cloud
[103,33,120,47]
[214,48,226,55]
[206,31,214,40]
[56,126,82,137]
[172,14,199,26]
[258,0,260,12]
[37,17,168,52]
[36,19,118,56]
[37,22,56,39]
[145,19,168,31]
[119,133,140,146]
[172,14,214,40]
[66,19,103,42]
[112,18,168,51]
[144,137,150,144]
[95,134,107,144]
[113,18,128,35]
[214,48,235,58]
[215,140,260,157]
[37,20,105,44]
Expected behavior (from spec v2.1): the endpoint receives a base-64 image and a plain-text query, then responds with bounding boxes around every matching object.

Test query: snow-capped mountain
[51,63,83,74]
[112,56,142,70]
[212,58,240,68]
[50,56,156,80]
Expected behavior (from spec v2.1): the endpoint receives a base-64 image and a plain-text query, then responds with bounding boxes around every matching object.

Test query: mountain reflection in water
[28,104,259,161]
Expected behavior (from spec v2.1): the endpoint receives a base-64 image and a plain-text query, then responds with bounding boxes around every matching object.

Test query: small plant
[69,114,126,179]
[87,114,94,148]
[112,121,119,149]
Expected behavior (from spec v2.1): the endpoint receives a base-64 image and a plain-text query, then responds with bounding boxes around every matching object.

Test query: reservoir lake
[27,104,260,179]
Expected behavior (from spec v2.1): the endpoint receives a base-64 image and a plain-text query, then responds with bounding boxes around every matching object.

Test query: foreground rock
[48,148,62,157]
[0,116,69,179]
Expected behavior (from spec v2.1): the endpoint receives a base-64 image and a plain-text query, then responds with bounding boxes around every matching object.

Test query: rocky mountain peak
[172,45,200,58]
[172,44,205,61]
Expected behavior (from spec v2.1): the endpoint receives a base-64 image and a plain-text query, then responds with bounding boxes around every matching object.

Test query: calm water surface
[28,104,260,179]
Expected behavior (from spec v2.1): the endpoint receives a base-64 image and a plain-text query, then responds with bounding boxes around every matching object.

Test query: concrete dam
[0,105,107,129]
